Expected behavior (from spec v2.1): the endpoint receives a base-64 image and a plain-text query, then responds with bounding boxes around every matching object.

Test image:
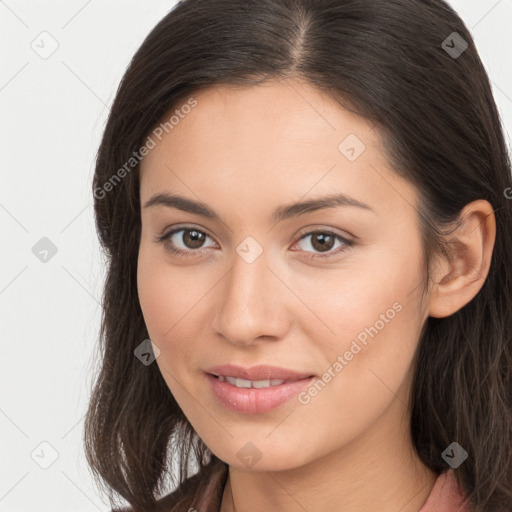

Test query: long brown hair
[84,1,512,510]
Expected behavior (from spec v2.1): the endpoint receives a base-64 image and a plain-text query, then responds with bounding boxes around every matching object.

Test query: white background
[1,1,511,511]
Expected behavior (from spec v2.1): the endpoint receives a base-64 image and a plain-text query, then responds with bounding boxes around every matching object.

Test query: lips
[205,364,315,382]
[205,371,316,414]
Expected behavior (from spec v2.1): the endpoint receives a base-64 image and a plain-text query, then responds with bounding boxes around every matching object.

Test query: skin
[137,77,496,512]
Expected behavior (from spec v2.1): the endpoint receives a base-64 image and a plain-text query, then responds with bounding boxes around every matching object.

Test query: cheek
[137,246,183,344]
[137,256,198,404]
[137,265,170,341]
[300,245,425,346]
[287,287,423,459]
[136,246,214,365]
[301,243,426,401]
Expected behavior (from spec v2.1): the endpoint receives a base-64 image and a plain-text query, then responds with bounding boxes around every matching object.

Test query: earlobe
[428,199,496,319]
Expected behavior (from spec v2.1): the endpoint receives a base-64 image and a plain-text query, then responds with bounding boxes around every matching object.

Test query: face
[137,78,431,471]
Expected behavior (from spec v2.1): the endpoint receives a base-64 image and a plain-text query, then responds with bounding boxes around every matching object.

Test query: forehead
[139,79,417,220]
[146,78,380,153]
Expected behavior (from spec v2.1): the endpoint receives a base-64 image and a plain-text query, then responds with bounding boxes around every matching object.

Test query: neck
[220,396,437,512]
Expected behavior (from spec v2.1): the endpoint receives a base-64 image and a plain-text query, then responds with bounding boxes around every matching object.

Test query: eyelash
[153,226,355,260]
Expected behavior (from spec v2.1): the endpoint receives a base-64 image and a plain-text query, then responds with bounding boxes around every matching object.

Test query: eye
[154,226,355,260]
[291,230,355,260]
[154,227,216,257]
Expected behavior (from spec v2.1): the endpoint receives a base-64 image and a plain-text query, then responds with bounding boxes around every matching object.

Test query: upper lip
[206,364,315,381]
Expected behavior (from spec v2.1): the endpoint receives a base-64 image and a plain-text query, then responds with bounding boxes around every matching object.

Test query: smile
[217,375,288,388]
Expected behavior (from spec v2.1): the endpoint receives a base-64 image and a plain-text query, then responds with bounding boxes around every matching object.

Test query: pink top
[418,468,471,512]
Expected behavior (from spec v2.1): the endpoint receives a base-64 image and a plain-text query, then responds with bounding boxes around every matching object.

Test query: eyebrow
[143,191,374,223]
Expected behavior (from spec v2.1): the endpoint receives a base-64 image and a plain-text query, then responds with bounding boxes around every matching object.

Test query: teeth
[269,378,287,386]
[218,375,286,388]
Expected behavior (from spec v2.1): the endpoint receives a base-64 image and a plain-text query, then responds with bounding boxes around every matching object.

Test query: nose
[211,245,290,347]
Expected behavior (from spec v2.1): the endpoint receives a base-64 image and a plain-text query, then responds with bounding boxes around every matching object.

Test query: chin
[210,439,314,473]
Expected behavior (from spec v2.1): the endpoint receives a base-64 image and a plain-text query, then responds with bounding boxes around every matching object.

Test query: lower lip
[206,373,315,414]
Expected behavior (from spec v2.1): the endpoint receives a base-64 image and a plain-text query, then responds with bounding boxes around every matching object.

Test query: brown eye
[181,229,206,249]
[310,232,336,252]
[294,230,354,259]
[156,227,216,257]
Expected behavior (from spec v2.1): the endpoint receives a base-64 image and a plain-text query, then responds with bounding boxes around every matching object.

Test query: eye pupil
[311,233,335,252]
[183,229,205,249]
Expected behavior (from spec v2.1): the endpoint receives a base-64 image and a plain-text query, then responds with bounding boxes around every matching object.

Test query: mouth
[204,365,316,414]
[208,374,312,389]
[205,363,315,382]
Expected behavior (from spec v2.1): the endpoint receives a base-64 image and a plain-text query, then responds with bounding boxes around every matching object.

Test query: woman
[84,1,512,511]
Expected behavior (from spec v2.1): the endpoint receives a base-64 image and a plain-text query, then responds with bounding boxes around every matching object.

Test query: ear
[428,199,496,318]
